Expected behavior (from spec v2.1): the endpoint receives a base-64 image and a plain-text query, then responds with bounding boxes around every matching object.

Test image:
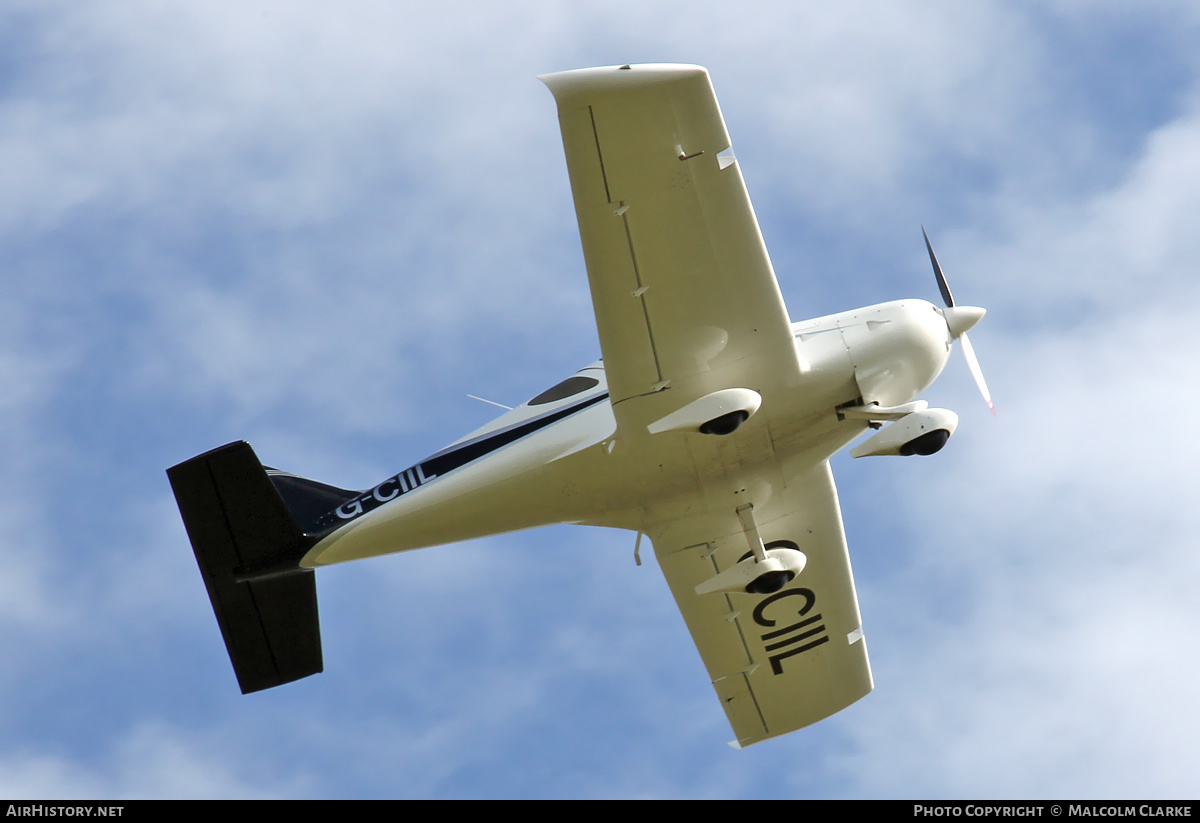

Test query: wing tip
[539,63,710,102]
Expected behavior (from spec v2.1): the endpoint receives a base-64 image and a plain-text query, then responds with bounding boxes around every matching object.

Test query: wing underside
[649,461,872,746]
[541,64,802,435]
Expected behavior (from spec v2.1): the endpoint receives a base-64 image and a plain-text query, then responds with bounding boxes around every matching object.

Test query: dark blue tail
[168,441,344,693]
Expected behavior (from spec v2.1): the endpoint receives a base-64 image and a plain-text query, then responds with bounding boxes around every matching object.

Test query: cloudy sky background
[1,0,1198,798]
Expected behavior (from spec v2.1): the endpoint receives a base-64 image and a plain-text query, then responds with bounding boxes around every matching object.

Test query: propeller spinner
[922,227,995,415]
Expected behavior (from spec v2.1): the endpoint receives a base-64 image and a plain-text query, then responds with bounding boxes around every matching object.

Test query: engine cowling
[849,408,959,457]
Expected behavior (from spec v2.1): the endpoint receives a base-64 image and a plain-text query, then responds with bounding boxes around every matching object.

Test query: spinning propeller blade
[921,227,995,415]
[959,331,994,415]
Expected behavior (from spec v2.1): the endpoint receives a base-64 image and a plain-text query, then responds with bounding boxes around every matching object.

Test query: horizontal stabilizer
[168,441,322,693]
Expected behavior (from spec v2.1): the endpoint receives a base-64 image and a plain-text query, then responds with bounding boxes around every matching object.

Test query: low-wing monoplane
[168,64,990,748]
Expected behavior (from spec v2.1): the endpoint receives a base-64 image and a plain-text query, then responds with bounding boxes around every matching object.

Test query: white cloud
[0,722,297,799]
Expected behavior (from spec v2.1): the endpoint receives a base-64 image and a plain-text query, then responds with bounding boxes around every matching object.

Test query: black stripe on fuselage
[309,391,610,534]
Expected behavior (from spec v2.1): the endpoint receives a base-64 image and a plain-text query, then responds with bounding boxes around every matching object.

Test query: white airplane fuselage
[300,298,954,568]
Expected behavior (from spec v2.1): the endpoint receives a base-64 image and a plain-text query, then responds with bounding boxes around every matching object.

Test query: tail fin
[263,468,357,534]
[167,441,326,694]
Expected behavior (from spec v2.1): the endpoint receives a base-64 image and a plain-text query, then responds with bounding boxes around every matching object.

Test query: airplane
[167,64,991,748]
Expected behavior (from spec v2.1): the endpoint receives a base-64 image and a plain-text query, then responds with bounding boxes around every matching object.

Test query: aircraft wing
[541,65,802,434]
[648,460,872,747]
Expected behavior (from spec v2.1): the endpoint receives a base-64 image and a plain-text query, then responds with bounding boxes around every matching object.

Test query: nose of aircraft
[941,305,986,340]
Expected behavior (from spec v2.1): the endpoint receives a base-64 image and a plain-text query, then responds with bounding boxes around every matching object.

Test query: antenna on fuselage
[467,394,514,411]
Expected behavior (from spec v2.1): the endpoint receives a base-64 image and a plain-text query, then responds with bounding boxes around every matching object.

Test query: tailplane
[167,441,344,693]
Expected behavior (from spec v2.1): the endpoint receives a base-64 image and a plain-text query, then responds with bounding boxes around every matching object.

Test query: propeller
[922,227,995,415]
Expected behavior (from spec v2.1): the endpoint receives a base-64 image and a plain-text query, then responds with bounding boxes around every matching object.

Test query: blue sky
[3,1,1200,798]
